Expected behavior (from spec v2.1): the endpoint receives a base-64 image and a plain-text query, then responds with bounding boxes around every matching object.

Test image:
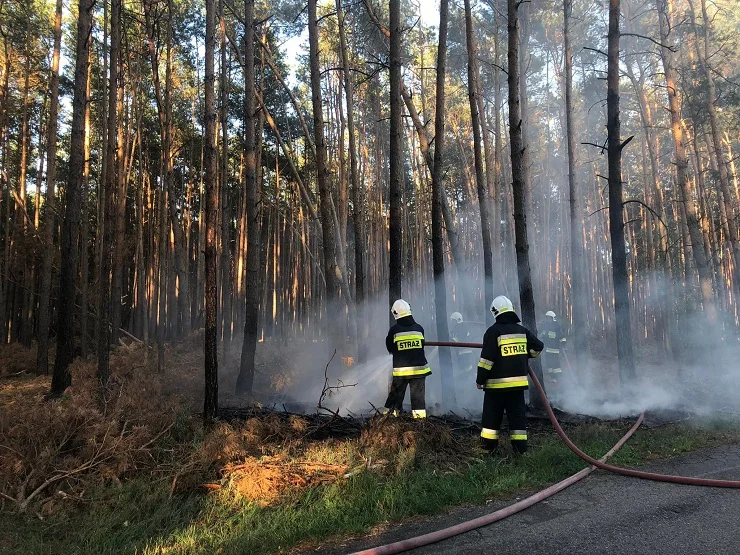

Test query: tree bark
[507,0,543,406]
[308,0,341,340]
[656,0,716,322]
[219,0,232,351]
[109,22,127,347]
[563,0,588,366]
[388,0,403,311]
[98,0,121,388]
[51,0,94,396]
[204,0,219,423]
[464,0,493,322]
[235,0,260,396]
[336,0,366,361]
[607,0,636,382]
[431,0,455,406]
[36,0,63,375]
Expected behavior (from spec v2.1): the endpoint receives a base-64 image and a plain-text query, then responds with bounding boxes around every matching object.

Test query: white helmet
[450,312,463,324]
[545,310,556,319]
[391,299,412,320]
[490,295,514,317]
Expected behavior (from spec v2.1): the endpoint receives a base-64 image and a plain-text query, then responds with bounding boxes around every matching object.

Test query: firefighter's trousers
[384,376,427,418]
[542,353,563,404]
[480,389,527,453]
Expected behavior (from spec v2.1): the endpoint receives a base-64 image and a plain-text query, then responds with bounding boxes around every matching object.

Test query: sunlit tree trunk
[689,0,740,302]
[656,0,716,323]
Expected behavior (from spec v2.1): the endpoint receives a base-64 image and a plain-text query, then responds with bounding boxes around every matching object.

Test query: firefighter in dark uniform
[450,312,476,374]
[540,310,567,404]
[476,296,544,454]
[382,299,431,418]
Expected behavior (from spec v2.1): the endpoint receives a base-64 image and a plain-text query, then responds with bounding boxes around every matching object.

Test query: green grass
[2,419,738,555]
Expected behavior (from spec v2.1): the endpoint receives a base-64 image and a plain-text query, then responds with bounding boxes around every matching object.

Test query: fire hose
[351,341,740,555]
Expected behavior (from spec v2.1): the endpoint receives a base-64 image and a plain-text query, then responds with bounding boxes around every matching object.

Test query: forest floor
[1,340,739,554]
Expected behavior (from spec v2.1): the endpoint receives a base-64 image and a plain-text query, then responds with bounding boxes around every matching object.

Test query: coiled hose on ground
[350,341,740,555]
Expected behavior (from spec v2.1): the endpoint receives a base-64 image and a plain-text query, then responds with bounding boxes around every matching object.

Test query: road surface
[318,443,740,555]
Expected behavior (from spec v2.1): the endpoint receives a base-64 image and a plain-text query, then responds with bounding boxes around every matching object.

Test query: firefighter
[450,312,476,374]
[539,310,567,404]
[476,296,544,454]
[382,299,431,418]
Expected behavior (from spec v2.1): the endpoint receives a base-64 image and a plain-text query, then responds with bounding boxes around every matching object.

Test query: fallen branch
[317,350,357,411]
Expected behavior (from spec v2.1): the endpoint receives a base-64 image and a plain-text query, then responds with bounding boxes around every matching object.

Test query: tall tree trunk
[80,50,92,357]
[204,0,219,423]
[51,0,94,396]
[690,0,740,302]
[464,0,493,323]
[336,0,366,361]
[235,0,260,396]
[607,0,636,382]
[16,55,31,347]
[656,0,716,322]
[507,0,543,405]
[36,0,63,375]
[563,0,587,366]
[0,38,9,344]
[220,4,232,351]
[432,0,455,406]
[110,19,126,347]
[98,0,121,388]
[388,0,403,310]
[307,0,340,340]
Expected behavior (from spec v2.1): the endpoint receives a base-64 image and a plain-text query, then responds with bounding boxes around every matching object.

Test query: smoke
[256,264,740,424]
[236,192,740,424]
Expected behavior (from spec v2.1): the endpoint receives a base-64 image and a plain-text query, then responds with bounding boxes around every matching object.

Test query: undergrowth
[1,343,739,555]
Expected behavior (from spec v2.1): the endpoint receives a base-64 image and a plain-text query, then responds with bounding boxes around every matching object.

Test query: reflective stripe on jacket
[476,313,543,390]
[386,316,431,378]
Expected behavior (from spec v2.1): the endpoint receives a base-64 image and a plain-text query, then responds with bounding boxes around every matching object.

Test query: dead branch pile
[358,415,477,474]
[217,406,364,439]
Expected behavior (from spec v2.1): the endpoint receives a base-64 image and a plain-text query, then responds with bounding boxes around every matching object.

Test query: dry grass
[0,343,39,378]
[0,341,477,520]
[0,343,188,515]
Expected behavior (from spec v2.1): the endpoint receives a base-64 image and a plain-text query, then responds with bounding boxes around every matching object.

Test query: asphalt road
[318,443,740,555]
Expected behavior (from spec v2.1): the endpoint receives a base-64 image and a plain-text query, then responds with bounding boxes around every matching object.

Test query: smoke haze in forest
[262,269,740,422]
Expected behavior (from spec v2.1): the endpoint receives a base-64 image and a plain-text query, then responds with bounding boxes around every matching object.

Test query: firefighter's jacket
[476,312,544,390]
[386,316,432,378]
[451,322,474,355]
[540,319,566,356]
